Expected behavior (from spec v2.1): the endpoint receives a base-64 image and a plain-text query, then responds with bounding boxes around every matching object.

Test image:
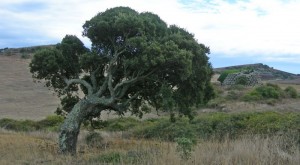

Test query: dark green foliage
[30,7,214,119]
[284,86,298,98]
[56,94,80,115]
[29,6,214,154]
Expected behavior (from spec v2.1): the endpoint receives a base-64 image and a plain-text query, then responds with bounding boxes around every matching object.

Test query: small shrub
[193,113,247,140]
[176,137,195,160]
[284,86,298,98]
[242,112,300,135]
[85,132,104,148]
[243,91,262,101]
[243,83,284,101]
[38,115,64,127]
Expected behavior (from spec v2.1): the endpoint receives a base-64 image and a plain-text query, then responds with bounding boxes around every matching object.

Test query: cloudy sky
[1,0,299,73]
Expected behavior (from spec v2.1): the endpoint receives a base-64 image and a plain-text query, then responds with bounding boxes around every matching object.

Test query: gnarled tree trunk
[58,99,92,155]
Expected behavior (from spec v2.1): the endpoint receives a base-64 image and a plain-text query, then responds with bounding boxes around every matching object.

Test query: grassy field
[0,128,299,165]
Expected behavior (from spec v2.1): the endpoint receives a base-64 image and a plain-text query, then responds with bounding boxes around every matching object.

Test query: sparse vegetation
[20,53,30,59]
[1,118,299,164]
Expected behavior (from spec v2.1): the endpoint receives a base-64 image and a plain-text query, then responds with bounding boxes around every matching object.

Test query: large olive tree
[29,7,214,155]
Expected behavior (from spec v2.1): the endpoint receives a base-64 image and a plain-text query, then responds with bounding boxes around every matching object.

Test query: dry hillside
[1,52,300,120]
[0,55,59,120]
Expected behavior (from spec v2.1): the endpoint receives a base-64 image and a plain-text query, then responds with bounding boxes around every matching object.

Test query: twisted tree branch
[63,77,93,96]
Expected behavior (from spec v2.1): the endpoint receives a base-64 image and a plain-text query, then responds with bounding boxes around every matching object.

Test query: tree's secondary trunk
[58,99,91,155]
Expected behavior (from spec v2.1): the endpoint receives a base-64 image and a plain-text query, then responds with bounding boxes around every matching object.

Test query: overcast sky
[1,0,299,73]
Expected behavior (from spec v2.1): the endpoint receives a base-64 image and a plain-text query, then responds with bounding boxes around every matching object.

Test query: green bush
[176,137,194,160]
[0,115,64,132]
[134,118,197,143]
[243,83,284,101]
[38,115,64,127]
[193,113,248,140]
[0,118,37,131]
[243,112,300,134]
[284,86,298,98]
[133,112,300,142]
[104,117,141,131]
[243,90,263,101]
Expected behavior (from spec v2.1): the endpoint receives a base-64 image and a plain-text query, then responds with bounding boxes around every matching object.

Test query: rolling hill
[0,45,300,120]
[214,63,300,81]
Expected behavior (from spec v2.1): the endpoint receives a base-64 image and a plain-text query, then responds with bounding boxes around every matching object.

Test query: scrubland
[1,55,300,164]
[1,110,300,165]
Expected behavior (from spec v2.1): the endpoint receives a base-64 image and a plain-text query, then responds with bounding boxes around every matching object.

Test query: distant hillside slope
[0,55,59,120]
[214,63,298,81]
[0,45,55,57]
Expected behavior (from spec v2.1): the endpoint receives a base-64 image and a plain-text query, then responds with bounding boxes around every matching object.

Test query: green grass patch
[0,115,64,132]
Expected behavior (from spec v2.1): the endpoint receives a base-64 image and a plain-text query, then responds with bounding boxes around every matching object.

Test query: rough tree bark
[58,99,93,155]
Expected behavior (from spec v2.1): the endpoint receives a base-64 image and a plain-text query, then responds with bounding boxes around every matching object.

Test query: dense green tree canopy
[29,7,214,154]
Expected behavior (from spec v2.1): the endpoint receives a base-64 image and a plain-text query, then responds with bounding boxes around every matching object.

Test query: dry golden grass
[0,55,59,120]
[0,129,299,165]
[278,84,300,92]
